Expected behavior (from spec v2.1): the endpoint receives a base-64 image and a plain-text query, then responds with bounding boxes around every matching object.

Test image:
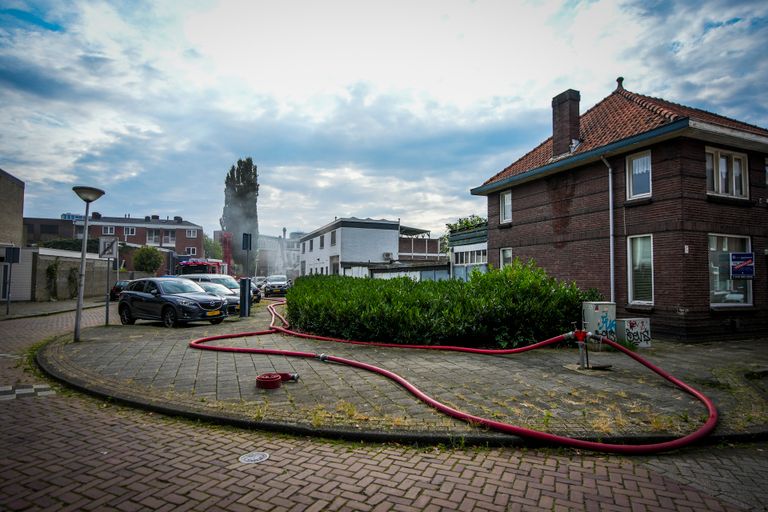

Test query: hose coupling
[317,353,329,362]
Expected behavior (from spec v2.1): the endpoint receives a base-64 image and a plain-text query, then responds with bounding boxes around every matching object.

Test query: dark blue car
[118,277,227,328]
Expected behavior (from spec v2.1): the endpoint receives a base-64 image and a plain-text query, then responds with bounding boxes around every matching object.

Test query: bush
[133,246,164,273]
[286,259,602,348]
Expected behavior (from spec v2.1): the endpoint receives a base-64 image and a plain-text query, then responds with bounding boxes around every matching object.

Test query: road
[1,307,766,511]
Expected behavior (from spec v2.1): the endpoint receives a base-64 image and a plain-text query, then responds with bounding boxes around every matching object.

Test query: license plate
[207,310,221,316]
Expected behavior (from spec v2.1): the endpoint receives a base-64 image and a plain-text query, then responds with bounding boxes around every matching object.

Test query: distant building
[23,217,76,245]
[299,217,445,279]
[0,168,24,249]
[447,225,488,281]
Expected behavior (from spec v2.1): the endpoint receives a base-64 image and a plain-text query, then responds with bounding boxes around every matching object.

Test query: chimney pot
[552,89,581,157]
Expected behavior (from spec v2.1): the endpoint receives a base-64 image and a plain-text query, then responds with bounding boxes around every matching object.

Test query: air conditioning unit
[382,252,393,261]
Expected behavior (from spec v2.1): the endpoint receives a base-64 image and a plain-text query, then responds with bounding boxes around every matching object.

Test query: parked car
[118,277,227,328]
[181,273,261,303]
[262,274,291,297]
[252,276,267,290]
[196,281,241,315]
[110,279,131,301]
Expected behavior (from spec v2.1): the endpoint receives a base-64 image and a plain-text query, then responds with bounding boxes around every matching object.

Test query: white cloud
[1,0,766,240]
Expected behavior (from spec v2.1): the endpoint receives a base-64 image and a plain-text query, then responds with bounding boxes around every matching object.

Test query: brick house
[471,78,768,340]
[74,213,205,274]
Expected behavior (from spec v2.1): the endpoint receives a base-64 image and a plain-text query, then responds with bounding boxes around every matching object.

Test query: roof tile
[483,84,768,186]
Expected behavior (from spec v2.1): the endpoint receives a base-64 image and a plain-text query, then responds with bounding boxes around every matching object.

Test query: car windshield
[199,282,234,295]
[267,275,288,283]
[209,276,240,289]
[159,279,205,294]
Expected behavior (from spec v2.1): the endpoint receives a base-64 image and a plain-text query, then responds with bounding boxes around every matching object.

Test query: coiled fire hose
[189,299,718,454]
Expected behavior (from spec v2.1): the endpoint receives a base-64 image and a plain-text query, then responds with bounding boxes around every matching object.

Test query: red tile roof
[483,81,768,186]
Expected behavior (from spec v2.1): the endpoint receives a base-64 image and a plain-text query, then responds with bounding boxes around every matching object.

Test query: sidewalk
[0,298,107,321]
[25,300,768,448]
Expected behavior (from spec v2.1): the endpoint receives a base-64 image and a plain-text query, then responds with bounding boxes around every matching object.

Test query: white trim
[705,146,749,199]
[689,120,768,147]
[627,234,654,305]
[707,233,752,307]
[500,247,513,266]
[626,150,652,200]
[499,190,512,224]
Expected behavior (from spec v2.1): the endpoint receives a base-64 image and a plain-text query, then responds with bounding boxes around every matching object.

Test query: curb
[35,337,768,451]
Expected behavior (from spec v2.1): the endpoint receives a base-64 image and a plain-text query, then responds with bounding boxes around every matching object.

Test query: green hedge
[286,259,602,348]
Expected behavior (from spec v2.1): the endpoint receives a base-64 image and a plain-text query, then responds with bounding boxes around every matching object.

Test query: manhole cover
[239,451,270,464]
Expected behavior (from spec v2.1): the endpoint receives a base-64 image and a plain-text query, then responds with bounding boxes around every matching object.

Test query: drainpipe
[600,155,616,303]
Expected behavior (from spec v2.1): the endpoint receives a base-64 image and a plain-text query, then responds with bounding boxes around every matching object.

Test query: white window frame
[186,229,198,238]
[124,227,136,237]
[185,247,197,256]
[499,191,512,224]
[627,234,654,305]
[146,229,160,245]
[102,226,115,235]
[163,230,176,245]
[626,150,652,200]
[706,147,749,199]
[500,247,513,267]
[708,233,752,307]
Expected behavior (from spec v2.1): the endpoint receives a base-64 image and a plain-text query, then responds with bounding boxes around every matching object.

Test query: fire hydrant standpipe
[189,300,719,455]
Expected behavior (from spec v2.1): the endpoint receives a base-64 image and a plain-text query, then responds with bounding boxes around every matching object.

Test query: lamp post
[73,186,105,342]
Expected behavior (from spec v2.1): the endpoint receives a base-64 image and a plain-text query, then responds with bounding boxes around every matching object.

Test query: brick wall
[487,137,768,340]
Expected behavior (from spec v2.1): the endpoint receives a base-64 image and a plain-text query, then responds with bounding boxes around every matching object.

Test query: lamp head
[72,186,105,203]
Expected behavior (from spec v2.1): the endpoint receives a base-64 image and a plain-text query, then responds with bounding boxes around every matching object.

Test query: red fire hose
[189,299,719,454]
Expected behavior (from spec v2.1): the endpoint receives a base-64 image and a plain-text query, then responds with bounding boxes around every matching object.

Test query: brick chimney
[552,89,581,157]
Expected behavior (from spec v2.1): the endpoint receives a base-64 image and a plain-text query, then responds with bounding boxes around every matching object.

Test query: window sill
[625,197,652,207]
[498,222,513,230]
[710,305,755,314]
[706,194,753,207]
[625,304,654,314]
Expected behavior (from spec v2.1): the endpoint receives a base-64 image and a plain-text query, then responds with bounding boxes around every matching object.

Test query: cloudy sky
[2,0,767,238]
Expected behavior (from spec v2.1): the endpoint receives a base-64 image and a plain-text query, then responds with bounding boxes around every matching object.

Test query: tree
[203,234,223,260]
[220,157,259,274]
[133,246,164,273]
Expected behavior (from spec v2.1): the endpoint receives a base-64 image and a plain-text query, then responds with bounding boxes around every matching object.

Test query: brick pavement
[1,306,767,510]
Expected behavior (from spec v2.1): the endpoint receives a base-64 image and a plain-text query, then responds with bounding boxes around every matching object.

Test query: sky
[2,0,767,239]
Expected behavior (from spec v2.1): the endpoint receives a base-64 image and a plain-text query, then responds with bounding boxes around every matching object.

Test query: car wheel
[119,305,136,325]
[209,318,224,325]
[162,307,178,328]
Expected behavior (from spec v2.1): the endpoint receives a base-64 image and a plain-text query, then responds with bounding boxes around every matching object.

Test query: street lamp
[73,186,105,342]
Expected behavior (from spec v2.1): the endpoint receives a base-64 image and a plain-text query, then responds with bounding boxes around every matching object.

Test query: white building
[299,217,444,278]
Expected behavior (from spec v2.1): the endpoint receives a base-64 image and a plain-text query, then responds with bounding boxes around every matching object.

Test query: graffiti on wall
[621,318,652,348]
[596,311,616,340]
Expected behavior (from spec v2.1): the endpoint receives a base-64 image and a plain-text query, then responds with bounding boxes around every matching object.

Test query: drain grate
[239,451,270,464]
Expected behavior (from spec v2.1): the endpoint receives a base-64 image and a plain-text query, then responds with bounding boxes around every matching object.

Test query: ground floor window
[628,235,653,304]
[709,234,752,306]
[500,248,513,266]
[185,247,197,256]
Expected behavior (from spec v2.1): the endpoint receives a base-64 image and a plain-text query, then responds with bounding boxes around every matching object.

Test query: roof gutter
[471,118,691,196]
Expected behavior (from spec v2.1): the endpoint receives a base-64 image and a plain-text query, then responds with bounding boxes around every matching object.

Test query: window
[320,235,325,249]
[499,191,512,223]
[124,227,136,237]
[709,234,752,306]
[309,239,314,251]
[626,151,651,199]
[331,230,337,246]
[102,226,115,235]
[706,147,748,198]
[628,235,653,304]
[186,229,198,238]
[146,229,160,244]
[185,247,197,256]
[500,248,513,266]
[163,230,176,244]
[302,242,306,254]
